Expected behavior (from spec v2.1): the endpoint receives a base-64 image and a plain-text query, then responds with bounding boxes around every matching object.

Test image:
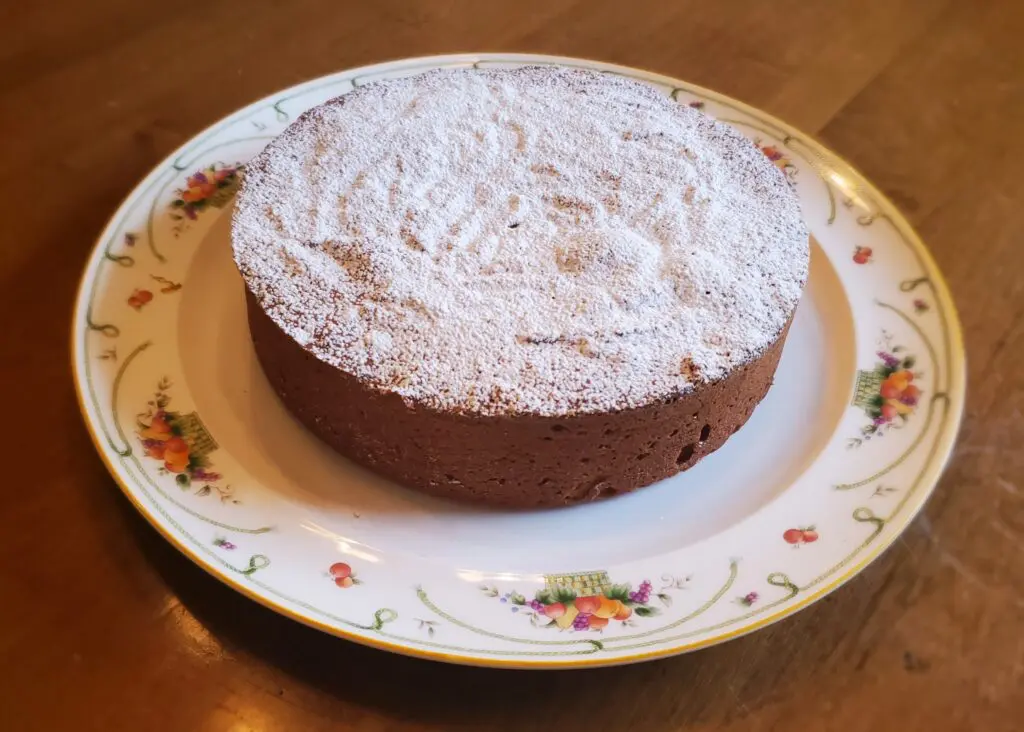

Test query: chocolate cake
[232,66,809,508]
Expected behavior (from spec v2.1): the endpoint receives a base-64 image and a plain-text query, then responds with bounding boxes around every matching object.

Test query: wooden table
[3,1,1023,729]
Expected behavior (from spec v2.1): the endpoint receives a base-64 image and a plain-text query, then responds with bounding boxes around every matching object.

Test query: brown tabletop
[3,1,1023,730]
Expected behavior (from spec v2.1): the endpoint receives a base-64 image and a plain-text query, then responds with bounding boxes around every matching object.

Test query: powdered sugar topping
[233,67,808,416]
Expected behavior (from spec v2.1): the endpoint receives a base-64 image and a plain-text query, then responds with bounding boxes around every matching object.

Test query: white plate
[73,54,965,668]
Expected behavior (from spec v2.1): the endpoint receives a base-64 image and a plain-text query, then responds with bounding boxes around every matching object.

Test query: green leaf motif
[605,584,632,602]
[634,606,661,618]
[553,587,577,604]
[209,188,235,209]
[510,591,527,606]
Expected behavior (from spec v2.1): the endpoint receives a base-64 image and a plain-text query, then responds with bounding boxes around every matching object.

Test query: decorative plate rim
[71,53,966,668]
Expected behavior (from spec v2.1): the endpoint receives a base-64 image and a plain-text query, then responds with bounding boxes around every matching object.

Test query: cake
[232,66,809,508]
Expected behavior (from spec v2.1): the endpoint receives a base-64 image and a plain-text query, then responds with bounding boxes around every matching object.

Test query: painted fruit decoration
[328,562,362,588]
[783,526,819,546]
[756,140,797,183]
[853,342,921,439]
[171,164,243,220]
[128,288,153,310]
[482,571,677,632]
[136,378,226,497]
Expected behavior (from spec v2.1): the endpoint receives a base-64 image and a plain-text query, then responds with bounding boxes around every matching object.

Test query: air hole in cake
[580,457,590,464]
[636,452,651,461]
[677,443,695,465]
[444,473,457,482]
[669,429,679,437]
[542,436,553,441]
[603,428,616,436]
[551,424,568,433]
[539,478,553,487]
[700,424,711,442]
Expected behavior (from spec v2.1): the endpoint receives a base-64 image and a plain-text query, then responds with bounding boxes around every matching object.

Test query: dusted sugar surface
[232,66,808,416]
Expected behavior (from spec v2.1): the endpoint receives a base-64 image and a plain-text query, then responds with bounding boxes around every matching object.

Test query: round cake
[232,66,809,508]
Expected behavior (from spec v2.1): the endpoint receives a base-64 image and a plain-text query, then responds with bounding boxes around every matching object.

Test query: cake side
[232,66,809,418]
[247,289,791,508]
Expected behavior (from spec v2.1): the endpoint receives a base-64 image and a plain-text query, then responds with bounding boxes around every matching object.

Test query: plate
[72,54,964,668]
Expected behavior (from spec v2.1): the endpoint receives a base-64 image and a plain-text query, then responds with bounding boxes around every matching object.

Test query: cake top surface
[233,66,809,417]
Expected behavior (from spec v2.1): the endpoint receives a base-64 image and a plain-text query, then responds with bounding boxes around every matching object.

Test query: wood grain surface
[2,1,1023,730]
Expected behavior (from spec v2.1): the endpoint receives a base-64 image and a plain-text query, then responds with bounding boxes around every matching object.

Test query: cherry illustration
[329,562,352,580]
[783,528,804,544]
[783,526,819,545]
